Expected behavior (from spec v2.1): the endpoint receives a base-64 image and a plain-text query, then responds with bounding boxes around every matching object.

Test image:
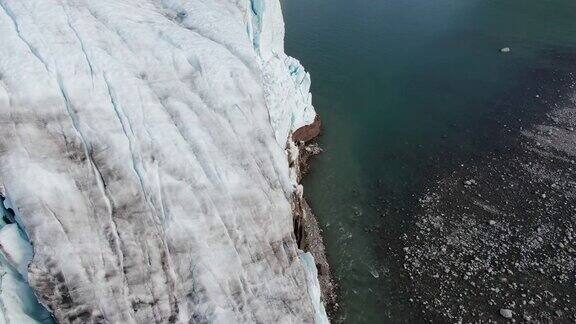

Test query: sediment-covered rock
[288,129,335,315]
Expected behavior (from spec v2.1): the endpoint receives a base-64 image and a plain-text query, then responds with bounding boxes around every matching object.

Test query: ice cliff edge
[0,0,328,322]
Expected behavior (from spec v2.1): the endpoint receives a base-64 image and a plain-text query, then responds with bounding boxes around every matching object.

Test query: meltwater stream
[283,0,576,322]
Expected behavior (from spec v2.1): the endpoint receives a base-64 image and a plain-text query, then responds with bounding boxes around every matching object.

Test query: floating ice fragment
[500,308,513,319]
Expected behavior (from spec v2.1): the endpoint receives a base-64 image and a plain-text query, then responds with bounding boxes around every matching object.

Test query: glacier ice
[0,204,53,323]
[0,0,326,322]
[299,251,329,324]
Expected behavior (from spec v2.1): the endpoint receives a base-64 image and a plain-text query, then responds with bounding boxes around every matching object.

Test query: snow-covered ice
[0,0,325,322]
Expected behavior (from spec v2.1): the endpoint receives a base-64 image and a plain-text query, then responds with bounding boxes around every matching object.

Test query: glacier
[0,198,53,323]
[0,0,328,322]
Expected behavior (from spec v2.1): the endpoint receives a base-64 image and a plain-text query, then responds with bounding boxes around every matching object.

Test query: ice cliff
[0,0,326,322]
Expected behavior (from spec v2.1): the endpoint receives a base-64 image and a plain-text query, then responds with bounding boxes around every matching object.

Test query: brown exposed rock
[292,115,322,143]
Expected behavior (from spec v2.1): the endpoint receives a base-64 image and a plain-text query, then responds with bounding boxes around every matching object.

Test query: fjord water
[282,0,576,322]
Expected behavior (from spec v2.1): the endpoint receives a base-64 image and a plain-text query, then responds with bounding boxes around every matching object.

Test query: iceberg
[0,0,327,322]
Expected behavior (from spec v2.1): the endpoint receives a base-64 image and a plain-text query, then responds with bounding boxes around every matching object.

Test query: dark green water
[282,0,576,322]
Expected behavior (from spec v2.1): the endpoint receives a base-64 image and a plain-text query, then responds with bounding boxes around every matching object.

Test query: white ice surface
[0,224,33,279]
[299,251,329,324]
[0,0,325,322]
[253,0,317,144]
[0,221,53,323]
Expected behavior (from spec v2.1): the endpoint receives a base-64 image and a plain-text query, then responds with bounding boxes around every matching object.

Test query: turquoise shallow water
[282,0,576,322]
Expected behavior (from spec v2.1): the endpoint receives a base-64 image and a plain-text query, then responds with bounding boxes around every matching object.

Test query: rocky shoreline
[290,117,338,317]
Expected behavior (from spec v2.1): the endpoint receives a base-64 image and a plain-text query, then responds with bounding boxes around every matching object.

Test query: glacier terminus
[0,0,329,322]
